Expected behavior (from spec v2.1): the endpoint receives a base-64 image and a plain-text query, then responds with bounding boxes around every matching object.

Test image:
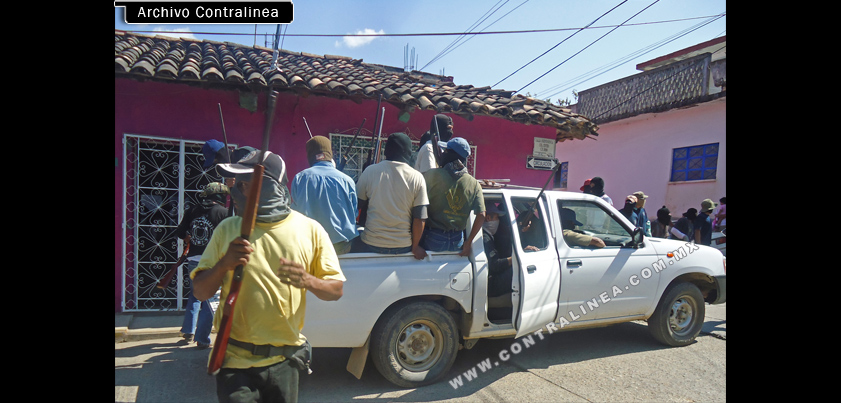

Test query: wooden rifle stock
[157,235,190,289]
[207,88,277,376]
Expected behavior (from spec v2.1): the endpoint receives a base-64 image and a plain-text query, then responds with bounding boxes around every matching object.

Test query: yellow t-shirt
[191,210,345,369]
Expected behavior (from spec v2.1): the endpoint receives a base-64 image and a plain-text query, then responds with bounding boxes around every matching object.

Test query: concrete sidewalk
[115,312,188,342]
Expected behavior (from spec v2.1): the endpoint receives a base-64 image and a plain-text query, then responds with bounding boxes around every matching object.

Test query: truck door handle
[567,260,582,268]
[527,265,537,273]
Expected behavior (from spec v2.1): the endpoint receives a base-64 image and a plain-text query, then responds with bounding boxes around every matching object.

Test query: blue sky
[114,0,726,105]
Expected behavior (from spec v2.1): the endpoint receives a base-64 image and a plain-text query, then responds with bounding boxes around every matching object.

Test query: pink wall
[115,79,559,311]
[554,97,726,220]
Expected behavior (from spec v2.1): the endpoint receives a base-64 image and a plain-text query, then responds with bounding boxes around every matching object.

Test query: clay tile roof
[114,30,598,141]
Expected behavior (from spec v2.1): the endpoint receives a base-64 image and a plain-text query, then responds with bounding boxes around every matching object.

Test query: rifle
[373,107,385,164]
[302,117,313,138]
[363,94,383,170]
[156,235,191,289]
[337,118,366,172]
[519,160,561,229]
[207,87,278,376]
[430,115,444,168]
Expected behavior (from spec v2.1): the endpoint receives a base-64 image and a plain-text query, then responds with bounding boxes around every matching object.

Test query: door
[507,195,561,338]
[554,198,660,321]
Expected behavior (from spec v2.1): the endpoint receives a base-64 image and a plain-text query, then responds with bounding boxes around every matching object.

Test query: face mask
[483,220,500,236]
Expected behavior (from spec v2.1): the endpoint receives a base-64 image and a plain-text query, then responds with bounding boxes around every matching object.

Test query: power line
[421,0,531,71]
[419,0,509,71]
[515,0,661,94]
[492,0,627,88]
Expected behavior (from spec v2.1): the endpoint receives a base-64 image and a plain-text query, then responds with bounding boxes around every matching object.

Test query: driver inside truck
[560,208,606,248]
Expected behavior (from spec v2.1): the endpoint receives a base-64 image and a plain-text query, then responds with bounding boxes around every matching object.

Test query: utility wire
[492,0,627,88]
[419,0,509,71]
[515,0,661,94]
[422,0,530,71]
[538,12,725,100]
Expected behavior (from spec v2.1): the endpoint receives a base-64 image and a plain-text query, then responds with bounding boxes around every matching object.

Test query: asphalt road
[116,303,725,402]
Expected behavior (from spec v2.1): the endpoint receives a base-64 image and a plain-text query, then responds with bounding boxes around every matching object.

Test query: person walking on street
[694,198,716,246]
[191,151,346,403]
[175,182,230,349]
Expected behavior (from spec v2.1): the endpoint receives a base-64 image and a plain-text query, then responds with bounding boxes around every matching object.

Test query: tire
[370,301,459,388]
[647,282,705,347]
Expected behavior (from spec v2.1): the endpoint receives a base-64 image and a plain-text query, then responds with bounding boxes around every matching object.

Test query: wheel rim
[668,297,696,336]
[395,320,443,372]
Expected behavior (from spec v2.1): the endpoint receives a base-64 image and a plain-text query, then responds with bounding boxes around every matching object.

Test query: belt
[228,338,299,358]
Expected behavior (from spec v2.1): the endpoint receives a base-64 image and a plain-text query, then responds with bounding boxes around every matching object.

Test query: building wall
[115,78,559,311]
[554,97,725,221]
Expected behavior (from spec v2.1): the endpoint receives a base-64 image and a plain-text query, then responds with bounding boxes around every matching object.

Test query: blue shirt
[694,212,713,246]
[290,161,359,244]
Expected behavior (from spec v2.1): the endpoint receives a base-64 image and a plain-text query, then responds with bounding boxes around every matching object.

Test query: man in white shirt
[355,133,429,260]
[414,114,453,173]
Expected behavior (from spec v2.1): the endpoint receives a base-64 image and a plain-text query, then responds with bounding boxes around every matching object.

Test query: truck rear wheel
[370,301,458,388]
[647,282,705,346]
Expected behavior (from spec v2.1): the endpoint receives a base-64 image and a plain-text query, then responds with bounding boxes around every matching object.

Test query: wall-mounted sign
[533,137,555,159]
[526,156,558,170]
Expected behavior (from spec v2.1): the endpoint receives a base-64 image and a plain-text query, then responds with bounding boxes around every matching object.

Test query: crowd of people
[172,113,725,401]
[584,177,725,246]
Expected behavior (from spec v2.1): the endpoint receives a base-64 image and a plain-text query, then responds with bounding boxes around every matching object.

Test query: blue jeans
[180,260,213,345]
[421,227,464,252]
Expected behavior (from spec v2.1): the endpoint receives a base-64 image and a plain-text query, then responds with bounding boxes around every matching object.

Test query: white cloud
[153,27,197,40]
[339,28,384,48]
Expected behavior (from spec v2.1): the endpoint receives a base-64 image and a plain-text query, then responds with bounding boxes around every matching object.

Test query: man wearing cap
[422,137,485,256]
[191,150,345,402]
[694,198,716,246]
[290,136,359,255]
[632,191,652,237]
[560,208,605,248]
[414,114,454,173]
[354,133,429,260]
[175,182,231,349]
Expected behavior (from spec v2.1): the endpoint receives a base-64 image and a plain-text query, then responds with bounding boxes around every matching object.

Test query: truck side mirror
[629,227,644,248]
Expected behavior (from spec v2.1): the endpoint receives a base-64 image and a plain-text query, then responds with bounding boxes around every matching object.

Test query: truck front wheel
[647,282,705,347]
[370,301,459,388]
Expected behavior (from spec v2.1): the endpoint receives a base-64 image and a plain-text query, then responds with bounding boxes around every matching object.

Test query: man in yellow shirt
[191,150,345,403]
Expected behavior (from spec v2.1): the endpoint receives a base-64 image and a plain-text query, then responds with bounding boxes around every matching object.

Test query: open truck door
[505,193,561,338]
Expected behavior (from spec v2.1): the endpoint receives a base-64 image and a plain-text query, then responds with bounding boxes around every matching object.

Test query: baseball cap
[446,137,470,159]
[202,140,225,169]
[216,150,287,184]
[579,178,592,191]
[632,191,648,200]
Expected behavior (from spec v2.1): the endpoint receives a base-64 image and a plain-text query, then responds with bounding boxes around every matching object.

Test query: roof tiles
[114,30,598,141]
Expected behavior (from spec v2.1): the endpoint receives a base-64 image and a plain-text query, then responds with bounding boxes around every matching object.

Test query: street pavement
[115,303,724,402]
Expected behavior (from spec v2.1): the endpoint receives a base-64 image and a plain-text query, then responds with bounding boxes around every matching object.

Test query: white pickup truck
[302,188,727,388]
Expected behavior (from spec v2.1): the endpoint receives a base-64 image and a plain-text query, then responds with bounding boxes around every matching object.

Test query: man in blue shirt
[291,136,359,254]
[694,198,716,246]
